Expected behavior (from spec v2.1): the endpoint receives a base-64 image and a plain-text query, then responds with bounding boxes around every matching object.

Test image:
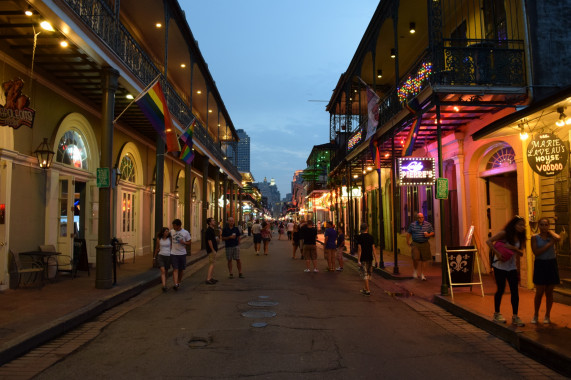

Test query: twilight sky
[182,0,379,197]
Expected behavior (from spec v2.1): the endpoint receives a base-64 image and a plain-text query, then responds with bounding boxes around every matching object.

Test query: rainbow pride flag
[135,80,180,153]
[179,119,196,164]
[180,145,194,164]
[402,116,422,157]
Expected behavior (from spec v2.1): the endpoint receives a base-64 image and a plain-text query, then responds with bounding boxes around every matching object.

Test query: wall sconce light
[115,167,122,186]
[191,191,197,203]
[409,22,416,34]
[519,124,528,140]
[377,69,383,78]
[33,138,55,169]
[149,180,156,194]
[555,107,570,127]
[390,48,396,58]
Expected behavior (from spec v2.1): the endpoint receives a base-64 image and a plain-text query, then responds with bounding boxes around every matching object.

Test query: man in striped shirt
[406,213,434,281]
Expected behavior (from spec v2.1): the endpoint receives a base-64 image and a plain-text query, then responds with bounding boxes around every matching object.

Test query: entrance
[485,172,518,238]
[57,178,86,255]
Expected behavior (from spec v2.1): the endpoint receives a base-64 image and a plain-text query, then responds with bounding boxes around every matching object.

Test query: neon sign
[397,157,435,186]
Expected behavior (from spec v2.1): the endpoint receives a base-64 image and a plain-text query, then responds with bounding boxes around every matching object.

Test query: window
[486,146,515,170]
[119,154,136,183]
[122,193,135,232]
[56,130,88,169]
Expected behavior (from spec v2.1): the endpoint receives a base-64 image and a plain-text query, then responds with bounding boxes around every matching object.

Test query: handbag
[493,241,514,262]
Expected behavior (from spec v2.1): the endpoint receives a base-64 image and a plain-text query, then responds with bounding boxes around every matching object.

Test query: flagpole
[112,74,162,124]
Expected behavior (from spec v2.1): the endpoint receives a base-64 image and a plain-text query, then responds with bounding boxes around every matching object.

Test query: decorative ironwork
[119,154,136,183]
[487,146,515,170]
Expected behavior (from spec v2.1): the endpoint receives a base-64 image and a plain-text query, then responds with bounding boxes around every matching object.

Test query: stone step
[560,278,571,289]
[554,285,571,306]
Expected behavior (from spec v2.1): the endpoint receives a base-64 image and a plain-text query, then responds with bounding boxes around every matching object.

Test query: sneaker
[360,289,371,296]
[205,279,215,285]
[313,268,319,273]
[162,286,168,292]
[421,274,427,281]
[531,316,538,324]
[173,284,180,291]
[512,315,525,327]
[228,273,234,279]
[304,269,311,273]
[336,267,343,271]
[493,313,506,323]
[543,317,551,325]
[211,278,218,283]
[239,273,245,278]
[412,271,418,279]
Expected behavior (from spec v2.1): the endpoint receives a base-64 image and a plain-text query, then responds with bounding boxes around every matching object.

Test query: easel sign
[445,245,484,302]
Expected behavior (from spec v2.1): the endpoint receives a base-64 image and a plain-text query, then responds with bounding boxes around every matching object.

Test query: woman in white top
[486,216,526,326]
[154,227,172,292]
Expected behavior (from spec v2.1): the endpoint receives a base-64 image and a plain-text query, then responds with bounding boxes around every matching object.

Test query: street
[34,236,563,380]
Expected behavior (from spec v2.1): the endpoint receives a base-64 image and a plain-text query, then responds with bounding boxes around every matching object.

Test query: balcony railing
[62,0,241,180]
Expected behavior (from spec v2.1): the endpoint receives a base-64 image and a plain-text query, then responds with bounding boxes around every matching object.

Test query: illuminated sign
[348,131,362,151]
[397,157,435,186]
[341,186,362,197]
[526,133,568,177]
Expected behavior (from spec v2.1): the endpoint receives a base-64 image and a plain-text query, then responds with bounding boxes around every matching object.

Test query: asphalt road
[35,236,562,379]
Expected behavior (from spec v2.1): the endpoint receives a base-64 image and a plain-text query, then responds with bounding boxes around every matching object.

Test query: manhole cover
[188,337,209,348]
[241,310,276,318]
[251,322,268,328]
[248,301,279,307]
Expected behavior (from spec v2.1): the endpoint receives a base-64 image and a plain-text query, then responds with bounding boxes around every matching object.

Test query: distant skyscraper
[229,129,250,172]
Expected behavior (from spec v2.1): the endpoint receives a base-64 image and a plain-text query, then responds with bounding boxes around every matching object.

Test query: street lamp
[33,138,55,169]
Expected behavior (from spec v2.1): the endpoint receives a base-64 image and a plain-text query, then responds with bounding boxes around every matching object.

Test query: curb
[433,295,571,377]
[0,251,208,366]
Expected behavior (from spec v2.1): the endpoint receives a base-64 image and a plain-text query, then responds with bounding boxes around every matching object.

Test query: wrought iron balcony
[62,0,241,180]
[305,181,328,195]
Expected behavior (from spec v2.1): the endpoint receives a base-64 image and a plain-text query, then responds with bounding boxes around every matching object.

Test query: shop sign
[526,133,568,177]
[0,78,36,129]
[96,168,110,188]
[435,178,448,199]
[397,157,435,186]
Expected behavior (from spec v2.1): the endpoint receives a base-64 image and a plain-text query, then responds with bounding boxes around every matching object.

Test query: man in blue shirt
[222,217,244,279]
[406,213,434,281]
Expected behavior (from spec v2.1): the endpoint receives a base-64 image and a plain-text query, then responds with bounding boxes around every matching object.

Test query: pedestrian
[170,219,191,291]
[204,217,219,285]
[261,220,272,255]
[287,219,294,240]
[324,221,338,271]
[356,223,375,296]
[317,220,322,234]
[247,220,253,236]
[252,219,262,255]
[335,226,345,271]
[406,213,434,281]
[292,222,300,259]
[222,217,244,279]
[299,219,307,252]
[486,215,526,326]
[154,227,171,292]
[530,217,560,324]
[278,222,285,240]
[301,219,318,272]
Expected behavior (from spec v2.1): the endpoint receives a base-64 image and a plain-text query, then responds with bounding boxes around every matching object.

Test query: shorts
[171,254,186,270]
[360,261,373,280]
[208,251,217,264]
[262,237,271,242]
[225,246,240,261]
[253,233,262,244]
[156,254,171,269]
[303,244,317,260]
[533,259,560,285]
[411,241,431,261]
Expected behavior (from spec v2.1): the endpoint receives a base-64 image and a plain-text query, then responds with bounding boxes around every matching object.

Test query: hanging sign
[0,78,36,129]
[96,168,110,188]
[526,133,568,177]
[435,178,449,199]
[397,157,436,186]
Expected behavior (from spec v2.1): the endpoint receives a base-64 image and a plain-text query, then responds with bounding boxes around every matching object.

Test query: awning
[472,86,571,141]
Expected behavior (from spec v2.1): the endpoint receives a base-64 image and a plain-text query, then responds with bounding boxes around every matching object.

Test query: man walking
[252,219,262,255]
[247,220,253,236]
[356,223,375,296]
[287,219,294,240]
[170,219,191,291]
[406,213,434,281]
[205,217,219,285]
[300,219,318,272]
[222,217,244,279]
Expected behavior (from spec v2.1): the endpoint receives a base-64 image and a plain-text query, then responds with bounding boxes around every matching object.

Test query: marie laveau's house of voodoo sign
[526,132,568,177]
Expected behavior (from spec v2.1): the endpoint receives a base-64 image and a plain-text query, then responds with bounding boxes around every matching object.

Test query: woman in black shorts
[530,217,561,324]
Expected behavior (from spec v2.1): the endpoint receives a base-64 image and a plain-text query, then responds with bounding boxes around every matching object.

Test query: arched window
[486,146,515,170]
[56,130,88,169]
[119,154,136,183]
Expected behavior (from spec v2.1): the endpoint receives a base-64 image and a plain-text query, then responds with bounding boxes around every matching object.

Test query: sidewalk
[1,234,569,377]
[316,233,571,377]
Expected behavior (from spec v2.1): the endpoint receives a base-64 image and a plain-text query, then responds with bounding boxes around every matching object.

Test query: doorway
[57,178,86,255]
[485,172,518,238]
